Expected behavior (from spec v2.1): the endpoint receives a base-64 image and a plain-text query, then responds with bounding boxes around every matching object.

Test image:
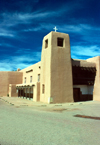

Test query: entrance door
[73,88,80,102]
[20,90,23,97]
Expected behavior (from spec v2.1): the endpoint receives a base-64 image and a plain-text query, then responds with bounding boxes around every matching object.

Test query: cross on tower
[53,26,58,32]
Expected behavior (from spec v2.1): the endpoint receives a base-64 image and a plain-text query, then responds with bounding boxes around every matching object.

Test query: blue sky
[0,0,100,71]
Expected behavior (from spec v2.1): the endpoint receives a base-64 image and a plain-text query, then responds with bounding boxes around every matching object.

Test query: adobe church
[0,31,99,103]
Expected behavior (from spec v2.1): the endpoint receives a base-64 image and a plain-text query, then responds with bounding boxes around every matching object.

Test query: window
[57,38,64,47]
[42,84,45,94]
[45,39,48,48]
[38,74,40,82]
[26,69,33,73]
[24,77,26,83]
[30,76,32,83]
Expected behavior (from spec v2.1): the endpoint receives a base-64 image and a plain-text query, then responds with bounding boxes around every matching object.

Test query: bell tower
[40,31,74,103]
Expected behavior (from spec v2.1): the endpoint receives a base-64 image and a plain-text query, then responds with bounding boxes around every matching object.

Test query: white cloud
[18,12,53,20]
[0,33,14,37]
[0,62,30,71]
[0,51,41,71]
[13,51,41,63]
[23,23,54,32]
[71,45,100,59]
[0,62,12,71]
[0,43,15,48]
[0,11,58,37]
[23,23,100,35]
[0,28,15,37]
[0,43,10,47]
[0,2,82,31]
[15,48,31,54]
[0,10,57,28]
[1,6,100,38]
[58,24,95,33]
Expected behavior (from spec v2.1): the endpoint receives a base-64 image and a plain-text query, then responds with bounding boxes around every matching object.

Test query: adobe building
[0,31,99,103]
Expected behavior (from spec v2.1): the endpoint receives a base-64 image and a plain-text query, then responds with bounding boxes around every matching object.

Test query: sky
[0,0,100,71]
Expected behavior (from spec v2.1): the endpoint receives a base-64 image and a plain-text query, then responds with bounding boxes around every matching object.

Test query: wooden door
[73,88,80,102]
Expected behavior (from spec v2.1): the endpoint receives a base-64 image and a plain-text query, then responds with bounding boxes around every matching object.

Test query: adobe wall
[0,71,23,96]
[20,62,41,84]
[40,32,52,103]
[18,62,41,101]
[40,31,73,103]
[50,32,73,103]
[32,82,40,102]
[0,72,9,96]
[37,82,40,101]
[9,84,18,97]
[87,56,100,101]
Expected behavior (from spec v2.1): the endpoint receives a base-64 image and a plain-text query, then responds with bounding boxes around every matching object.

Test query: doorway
[73,88,80,102]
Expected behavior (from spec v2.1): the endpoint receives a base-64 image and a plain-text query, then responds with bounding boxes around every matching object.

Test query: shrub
[7,94,9,97]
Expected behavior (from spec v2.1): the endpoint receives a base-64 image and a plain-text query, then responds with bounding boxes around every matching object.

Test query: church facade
[0,31,100,103]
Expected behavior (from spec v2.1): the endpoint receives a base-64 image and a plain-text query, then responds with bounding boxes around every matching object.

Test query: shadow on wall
[73,88,93,102]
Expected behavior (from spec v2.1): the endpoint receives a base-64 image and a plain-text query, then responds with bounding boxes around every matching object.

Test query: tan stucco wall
[0,72,8,96]
[51,32,73,103]
[20,62,41,84]
[40,32,52,103]
[40,31,74,103]
[87,56,100,101]
[0,71,23,96]
[32,82,40,102]
[17,62,41,101]
[9,84,18,97]
[37,82,40,101]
